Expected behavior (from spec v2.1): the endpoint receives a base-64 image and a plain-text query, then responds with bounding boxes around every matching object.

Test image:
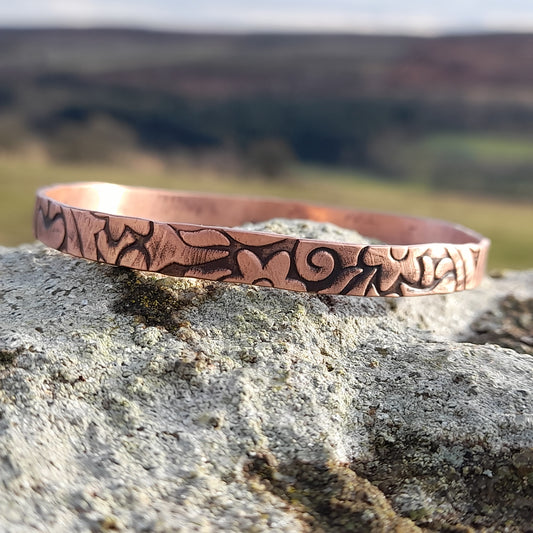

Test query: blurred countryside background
[0,1,532,269]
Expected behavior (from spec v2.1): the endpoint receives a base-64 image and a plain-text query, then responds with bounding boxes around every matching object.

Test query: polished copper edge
[34,182,490,297]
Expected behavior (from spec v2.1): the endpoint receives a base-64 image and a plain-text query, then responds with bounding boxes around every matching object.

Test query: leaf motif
[35,200,66,250]
[146,224,229,271]
[180,229,230,247]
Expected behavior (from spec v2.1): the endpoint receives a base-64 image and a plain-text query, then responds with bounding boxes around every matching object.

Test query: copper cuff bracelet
[34,182,490,297]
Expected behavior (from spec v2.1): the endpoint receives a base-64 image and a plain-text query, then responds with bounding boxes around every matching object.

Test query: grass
[421,133,533,162]
[0,153,531,270]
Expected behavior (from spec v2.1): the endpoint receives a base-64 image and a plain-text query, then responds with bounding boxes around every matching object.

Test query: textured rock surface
[0,219,532,533]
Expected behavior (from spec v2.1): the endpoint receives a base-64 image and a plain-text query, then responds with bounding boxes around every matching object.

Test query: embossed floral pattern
[34,195,486,297]
[229,249,306,291]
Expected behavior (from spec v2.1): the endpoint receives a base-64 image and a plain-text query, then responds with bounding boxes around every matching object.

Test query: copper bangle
[34,182,490,297]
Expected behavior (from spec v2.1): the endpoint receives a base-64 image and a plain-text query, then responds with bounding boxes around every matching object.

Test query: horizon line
[2,23,533,38]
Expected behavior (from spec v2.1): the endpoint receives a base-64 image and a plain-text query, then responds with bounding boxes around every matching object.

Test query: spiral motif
[294,241,337,282]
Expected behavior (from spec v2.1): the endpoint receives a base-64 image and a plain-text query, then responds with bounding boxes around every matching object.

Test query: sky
[2,0,533,35]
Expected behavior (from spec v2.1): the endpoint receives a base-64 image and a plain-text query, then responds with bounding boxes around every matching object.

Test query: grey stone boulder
[0,219,531,533]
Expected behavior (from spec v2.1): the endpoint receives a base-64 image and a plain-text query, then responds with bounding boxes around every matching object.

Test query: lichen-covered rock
[0,220,531,533]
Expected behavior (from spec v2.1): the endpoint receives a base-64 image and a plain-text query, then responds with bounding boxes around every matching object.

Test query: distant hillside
[1,29,533,100]
[0,28,532,197]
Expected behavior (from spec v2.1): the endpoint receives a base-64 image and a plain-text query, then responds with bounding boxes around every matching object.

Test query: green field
[1,154,531,270]
[420,134,533,162]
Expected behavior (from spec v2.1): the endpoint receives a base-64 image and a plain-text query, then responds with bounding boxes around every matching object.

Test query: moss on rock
[244,452,421,532]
